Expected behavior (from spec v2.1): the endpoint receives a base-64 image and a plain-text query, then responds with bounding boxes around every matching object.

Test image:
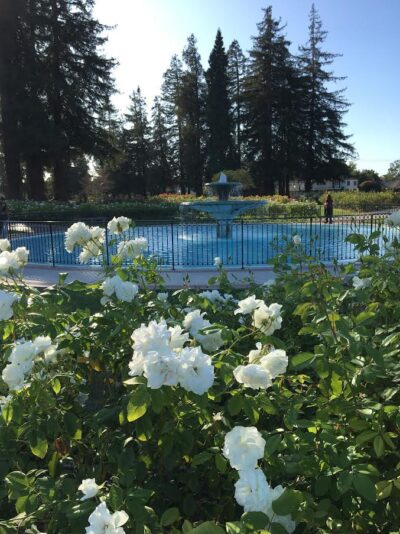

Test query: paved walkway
[23,264,277,289]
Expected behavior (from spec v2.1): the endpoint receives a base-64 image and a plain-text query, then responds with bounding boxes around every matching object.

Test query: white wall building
[278,178,358,196]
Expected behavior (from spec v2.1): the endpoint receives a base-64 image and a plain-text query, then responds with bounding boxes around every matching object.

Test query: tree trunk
[26,156,45,199]
[53,157,68,200]
[0,0,23,198]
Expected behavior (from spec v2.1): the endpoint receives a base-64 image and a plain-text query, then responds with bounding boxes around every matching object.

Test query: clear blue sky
[94,0,400,175]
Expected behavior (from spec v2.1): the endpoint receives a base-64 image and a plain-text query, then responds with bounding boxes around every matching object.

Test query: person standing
[324,193,333,223]
[0,195,9,236]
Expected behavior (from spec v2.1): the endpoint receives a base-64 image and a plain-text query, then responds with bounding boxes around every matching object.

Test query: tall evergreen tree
[123,87,151,197]
[297,4,354,191]
[244,6,296,194]
[227,40,248,169]
[161,55,185,192]
[181,34,206,195]
[205,30,231,176]
[42,0,116,199]
[0,0,24,198]
[149,97,172,194]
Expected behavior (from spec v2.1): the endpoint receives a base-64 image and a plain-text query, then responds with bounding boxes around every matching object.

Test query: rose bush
[0,216,400,533]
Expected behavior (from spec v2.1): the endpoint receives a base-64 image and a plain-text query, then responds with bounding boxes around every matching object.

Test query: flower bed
[0,216,400,532]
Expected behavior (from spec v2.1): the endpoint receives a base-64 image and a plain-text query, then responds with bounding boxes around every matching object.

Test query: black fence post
[241,219,244,269]
[49,222,55,267]
[105,222,110,266]
[309,217,313,256]
[171,222,175,270]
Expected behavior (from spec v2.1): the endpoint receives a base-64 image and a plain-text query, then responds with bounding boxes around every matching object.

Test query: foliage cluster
[0,220,400,532]
[323,191,400,212]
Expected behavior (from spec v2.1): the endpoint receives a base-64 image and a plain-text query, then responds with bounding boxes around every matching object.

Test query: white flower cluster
[234,344,288,390]
[65,222,105,263]
[352,275,372,290]
[117,237,147,259]
[183,309,224,352]
[0,242,29,276]
[197,289,234,304]
[1,336,58,391]
[292,234,301,245]
[234,296,283,336]
[85,501,128,534]
[101,275,139,304]
[129,319,214,394]
[0,289,19,320]
[107,216,131,234]
[223,426,295,533]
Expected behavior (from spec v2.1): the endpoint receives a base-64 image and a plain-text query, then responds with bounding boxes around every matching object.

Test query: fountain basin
[180,200,266,238]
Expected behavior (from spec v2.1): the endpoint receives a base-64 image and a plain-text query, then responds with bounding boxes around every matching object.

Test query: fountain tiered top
[205,173,241,201]
[180,172,266,238]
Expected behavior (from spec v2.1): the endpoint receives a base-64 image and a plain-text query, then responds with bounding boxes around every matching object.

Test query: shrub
[1,217,400,532]
[320,191,400,212]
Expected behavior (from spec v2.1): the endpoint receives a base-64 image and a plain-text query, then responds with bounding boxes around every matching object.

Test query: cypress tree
[181,34,206,196]
[297,4,354,191]
[227,40,248,169]
[161,55,185,192]
[206,29,232,176]
[123,87,151,197]
[149,97,172,194]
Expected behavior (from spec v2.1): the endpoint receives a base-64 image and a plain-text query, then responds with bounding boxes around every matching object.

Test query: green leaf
[356,430,378,446]
[215,454,228,473]
[192,452,212,466]
[271,489,303,516]
[160,507,180,526]
[5,471,30,491]
[225,522,245,534]
[264,434,281,457]
[227,395,243,416]
[291,352,315,369]
[190,522,225,533]
[355,311,375,324]
[109,485,124,511]
[127,387,150,423]
[240,512,268,530]
[52,378,61,394]
[373,436,385,458]
[376,481,392,500]
[30,435,48,459]
[271,523,290,534]
[353,474,376,503]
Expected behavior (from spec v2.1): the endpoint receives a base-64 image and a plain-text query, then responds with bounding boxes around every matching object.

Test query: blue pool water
[9,218,399,268]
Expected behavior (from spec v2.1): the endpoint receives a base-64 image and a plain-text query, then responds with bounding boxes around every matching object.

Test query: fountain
[180,173,266,238]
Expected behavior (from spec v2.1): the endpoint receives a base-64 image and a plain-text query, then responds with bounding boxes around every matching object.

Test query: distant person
[324,193,333,224]
[0,195,9,236]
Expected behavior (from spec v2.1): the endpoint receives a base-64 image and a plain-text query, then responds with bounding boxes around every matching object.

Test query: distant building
[275,178,358,196]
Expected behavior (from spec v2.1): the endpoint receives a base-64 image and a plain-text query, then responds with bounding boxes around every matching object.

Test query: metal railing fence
[3,213,398,269]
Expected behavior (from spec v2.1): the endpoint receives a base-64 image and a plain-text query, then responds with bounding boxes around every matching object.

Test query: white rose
[259,349,288,379]
[235,469,272,512]
[131,319,171,357]
[234,295,264,315]
[85,501,129,534]
[352,276,372,290]
[182,309,209,337]
[178,346,214,395]
[0,239,10,252]
[169,325,189,351]
[234,364,272,390]
[144,350,180,389]
[386,210,400,227]
[253,302,282,336]
[14,247,29,265]
[248,342,263,364]
[115,281,139,303]
[157,292,168,302]
[2,363,26,391]
[78,478,101,501]
[65,222,92,252]
[223,426,266,471]
[117,238,147,259]
[214,256,222,266]
[107,216,131,234]
[0,289,18,320]
[292,234,301,245]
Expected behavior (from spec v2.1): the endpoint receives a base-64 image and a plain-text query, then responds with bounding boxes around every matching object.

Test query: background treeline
[0,2,355,200]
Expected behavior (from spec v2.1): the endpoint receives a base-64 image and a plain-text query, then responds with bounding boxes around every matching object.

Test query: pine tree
[227,40,248,169]
[206,30,232,176]
[297,4,354,191]
[181,34,206,195]
[161,55,185,192]
[149,97,172,194]
[244,6,296,194]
